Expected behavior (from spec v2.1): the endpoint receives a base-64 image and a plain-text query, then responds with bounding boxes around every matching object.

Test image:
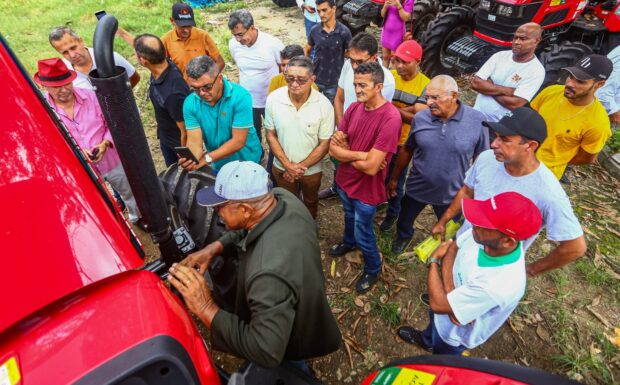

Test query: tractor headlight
[496,4,514,16]
[480,0,491,11]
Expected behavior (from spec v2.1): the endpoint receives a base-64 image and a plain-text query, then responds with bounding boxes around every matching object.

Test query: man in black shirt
[304,0,352,104]
[134,34,190,166]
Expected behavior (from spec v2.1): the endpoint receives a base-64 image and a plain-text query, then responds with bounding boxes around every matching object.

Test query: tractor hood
[0,36,144,333]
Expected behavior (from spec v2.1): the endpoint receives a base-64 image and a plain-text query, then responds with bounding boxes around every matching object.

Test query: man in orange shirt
[161,3,225,79]
[118,3,225,79]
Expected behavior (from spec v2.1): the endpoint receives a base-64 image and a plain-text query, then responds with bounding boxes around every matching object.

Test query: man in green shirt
[168,161,341,369]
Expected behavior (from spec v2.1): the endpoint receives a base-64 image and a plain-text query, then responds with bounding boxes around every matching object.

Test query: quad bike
[419,0,620,83]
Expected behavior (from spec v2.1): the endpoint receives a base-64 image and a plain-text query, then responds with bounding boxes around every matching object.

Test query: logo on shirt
[222,112,226,117]
[511,73,522,82]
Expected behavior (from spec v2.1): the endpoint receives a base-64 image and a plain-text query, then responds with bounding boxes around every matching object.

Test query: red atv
[419,0,620,81]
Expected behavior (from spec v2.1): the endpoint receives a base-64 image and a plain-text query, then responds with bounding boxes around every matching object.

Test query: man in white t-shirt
[228,9,285,144]
[49,26,140,90]
[335,32,395,125]
[432,107,586,278]
[398,191,542,354]
[471,23,544,122]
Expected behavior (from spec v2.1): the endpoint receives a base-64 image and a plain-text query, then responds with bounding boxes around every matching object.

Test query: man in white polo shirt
[398,191,542,354]
[228,9,285,144]
[265,56,334,219]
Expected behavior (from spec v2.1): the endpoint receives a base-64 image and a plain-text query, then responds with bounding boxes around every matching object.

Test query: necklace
[557,98,595,121]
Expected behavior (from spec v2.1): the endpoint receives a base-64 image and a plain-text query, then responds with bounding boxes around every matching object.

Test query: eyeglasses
[426,93,451,101]
[284,75,311,85]
[232,27,251,40]
[190,74,221,94]
[350,56,373,67]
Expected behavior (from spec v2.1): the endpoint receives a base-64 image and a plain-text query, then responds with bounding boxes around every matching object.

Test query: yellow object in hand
[414,220,461,263]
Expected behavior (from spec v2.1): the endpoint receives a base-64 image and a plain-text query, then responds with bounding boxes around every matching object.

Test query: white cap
[196,161,271,206]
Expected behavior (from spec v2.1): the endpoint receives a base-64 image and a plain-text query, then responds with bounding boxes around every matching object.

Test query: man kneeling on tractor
[398,192,542,355]
[168,161,341,372]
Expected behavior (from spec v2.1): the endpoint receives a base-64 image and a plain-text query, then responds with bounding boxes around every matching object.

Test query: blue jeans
[316,83,337,105]
[385,154,407,220]
[336,185,381,275]
[396,195,450,240]
[304,17,318,60]
[422,310,466,355]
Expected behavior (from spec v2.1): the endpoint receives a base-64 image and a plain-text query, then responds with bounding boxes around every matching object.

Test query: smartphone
[174,146,199,164]
[95,10,107,20]
[89,147,100,160]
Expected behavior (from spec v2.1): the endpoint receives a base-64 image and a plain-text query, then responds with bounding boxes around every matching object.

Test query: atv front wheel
[419,6,476,77]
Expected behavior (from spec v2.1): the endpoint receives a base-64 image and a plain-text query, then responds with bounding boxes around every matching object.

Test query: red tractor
[419,0,620,82]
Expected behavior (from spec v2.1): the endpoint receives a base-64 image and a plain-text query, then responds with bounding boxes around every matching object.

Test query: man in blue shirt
[388,75,489,254]
[180,55,262,172]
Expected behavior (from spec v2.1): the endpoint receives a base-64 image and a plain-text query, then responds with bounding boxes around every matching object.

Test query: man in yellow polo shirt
[531,54,612,180]
[379,39,430,232]
[161,3,225,80]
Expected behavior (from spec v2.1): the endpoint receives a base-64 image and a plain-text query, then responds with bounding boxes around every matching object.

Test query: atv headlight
[496,4,514,16]
[480,0,491,11]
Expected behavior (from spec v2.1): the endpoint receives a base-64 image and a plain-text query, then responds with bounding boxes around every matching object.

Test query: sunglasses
[190,74,221,94]
[284,75,311,85]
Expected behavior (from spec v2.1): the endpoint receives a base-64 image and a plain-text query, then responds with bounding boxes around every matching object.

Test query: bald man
[471,23,544,121]
[388,75,489,254]
[134,34,190,166]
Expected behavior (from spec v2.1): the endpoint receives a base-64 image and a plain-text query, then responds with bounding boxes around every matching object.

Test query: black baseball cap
[563,54,613,81]
[172,3,196,27]
[483,107,547,144]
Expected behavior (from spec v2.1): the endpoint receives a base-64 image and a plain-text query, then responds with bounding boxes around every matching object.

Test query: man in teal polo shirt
[180,55,262,172]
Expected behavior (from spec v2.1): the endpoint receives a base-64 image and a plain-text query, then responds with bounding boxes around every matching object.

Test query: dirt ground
[131,2,620,384]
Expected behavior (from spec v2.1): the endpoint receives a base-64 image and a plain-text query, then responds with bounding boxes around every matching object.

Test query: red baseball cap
[392,40,423,62]
[462,192,542,241]
[34,58,76,87]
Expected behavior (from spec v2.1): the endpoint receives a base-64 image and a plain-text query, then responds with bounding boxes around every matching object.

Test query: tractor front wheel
[272,0,298,7]
[408,0,439,42]
[419,6,476,77]
[539,41,593,87]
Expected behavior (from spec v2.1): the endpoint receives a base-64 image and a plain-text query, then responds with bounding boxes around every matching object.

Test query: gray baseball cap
[196,161,271,207]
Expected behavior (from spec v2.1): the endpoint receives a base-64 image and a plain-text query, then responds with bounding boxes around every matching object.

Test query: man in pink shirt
[329,61,402,293]
[34,58,141,225]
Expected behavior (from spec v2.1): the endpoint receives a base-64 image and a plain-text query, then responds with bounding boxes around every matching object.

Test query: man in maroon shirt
[329,61,402,293]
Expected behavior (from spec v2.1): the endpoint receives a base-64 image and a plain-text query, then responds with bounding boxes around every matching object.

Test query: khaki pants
[272,168,322,219]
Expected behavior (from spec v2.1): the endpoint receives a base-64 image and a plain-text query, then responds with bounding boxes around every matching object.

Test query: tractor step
[343,0,381,18]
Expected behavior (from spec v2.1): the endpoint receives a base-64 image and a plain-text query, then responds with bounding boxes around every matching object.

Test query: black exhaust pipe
[89,14,183,269]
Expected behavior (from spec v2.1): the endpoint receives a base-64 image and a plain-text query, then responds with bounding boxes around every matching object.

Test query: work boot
[318,186,336,200]
[397,326,432,351]
[356,272,379,293]
[378,216,397,232]
[329,242,355,257]
[391,237,412,254]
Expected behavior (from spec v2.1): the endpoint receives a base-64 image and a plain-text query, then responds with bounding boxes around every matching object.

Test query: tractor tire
[159,164,238,312]
[272,0,298,7]
[409,0,439,42]
[419,6,476,76]
[159,164,218,250]
[539,41,593,87]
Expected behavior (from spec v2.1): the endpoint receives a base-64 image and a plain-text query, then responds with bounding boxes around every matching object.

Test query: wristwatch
[426,257,441,268]
[204,153,213,164]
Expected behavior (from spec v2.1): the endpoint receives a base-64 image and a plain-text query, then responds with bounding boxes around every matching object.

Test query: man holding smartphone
[34,58,143,227]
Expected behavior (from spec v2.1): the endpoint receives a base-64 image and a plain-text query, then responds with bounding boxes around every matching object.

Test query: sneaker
[420,293,430,307]
[397,326,432,352]
[356,272,379,293]
[131,218,148,232]
[318,186,337,200]
[378,216,397,232]
[391,237,412,254]
[329,243,355,257]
